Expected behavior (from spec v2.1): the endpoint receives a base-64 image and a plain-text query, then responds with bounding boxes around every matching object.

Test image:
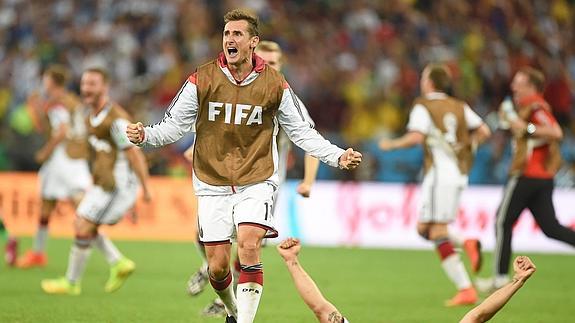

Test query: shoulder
[111,103,132,122]
[189,58,219,84]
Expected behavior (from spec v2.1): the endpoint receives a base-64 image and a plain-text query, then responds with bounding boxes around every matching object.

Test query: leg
[236,225,266,323]
[529,180,575,246]
[493,177,529,279]
[188,234,210,296]
[41,216,97,295]
[206,243,237,318]
[18,199,56,268]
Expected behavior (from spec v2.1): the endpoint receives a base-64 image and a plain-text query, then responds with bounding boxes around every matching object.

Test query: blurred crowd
[0,0,574,186]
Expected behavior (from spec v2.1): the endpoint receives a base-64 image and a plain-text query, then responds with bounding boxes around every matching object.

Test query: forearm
[471,124,491,146]
[530,124,563,141]
[389,132,424,150]
[460,278,525,323]
[143,80,198,147]
[302,154,319,185]
[284,258,330,310]
[126,148,150,188]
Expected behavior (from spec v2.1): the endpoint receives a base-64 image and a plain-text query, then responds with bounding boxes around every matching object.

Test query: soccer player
[41,67,151,295]
[460,256,536,322]
[278,237,535,323]
[126,9,361,323]
[17,65,92,268]
[277,238,349,323]
[379,64,491,306]
[186,40,321,318]
[477,67,574,292]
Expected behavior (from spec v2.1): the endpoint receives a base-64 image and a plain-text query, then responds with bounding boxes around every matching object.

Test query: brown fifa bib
[415,96,473,175]
[62,93,90,159]
[194,60,285,186]
[88,103,132,191]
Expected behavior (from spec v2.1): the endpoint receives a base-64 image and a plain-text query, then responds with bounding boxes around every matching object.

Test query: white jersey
[143,64,341,196]
[277,94,315,184]
[407,92,482,181]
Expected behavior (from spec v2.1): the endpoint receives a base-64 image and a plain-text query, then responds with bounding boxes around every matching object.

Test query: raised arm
[460,256,536,323]
[112,119,151,201]
[277,86,361,170]
[277,238,345,323]
[127,80,198,146]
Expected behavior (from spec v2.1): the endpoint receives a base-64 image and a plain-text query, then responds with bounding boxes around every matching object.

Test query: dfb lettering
[208,101,263,125]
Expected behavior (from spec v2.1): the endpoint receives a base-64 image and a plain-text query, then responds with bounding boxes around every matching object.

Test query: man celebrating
[478,67,574,292]
[18,65,92,268]
[187,40,321,318]
[126,9,361,323]
[379,64,490,306]
[42,68,151,295]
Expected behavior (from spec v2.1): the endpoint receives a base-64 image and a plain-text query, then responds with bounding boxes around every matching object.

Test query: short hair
[224,9,259,37]
[256,40,282,55]
[519,66,545,92]
[44,65,69,87]
[83,67,110,83]
[425,64,451,93]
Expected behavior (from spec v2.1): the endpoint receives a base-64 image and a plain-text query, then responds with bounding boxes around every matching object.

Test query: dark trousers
[494,176,575,275]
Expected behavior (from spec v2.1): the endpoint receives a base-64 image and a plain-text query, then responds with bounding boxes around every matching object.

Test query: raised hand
[512,256,536,283]
[338,148,362,170]
[277,238,301,261]
[126,122,145,144]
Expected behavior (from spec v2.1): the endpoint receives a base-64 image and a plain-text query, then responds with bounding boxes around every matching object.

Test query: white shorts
[197,182,277,245]
[39,146,91,200]
[77,183,138,225]
[419,169,467,224]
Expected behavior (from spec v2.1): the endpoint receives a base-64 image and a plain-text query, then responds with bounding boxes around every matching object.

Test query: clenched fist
[338,148,362,170]
[126,122,145,144]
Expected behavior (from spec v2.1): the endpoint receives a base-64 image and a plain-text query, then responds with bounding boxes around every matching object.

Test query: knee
[74,217,97,238]
[238,239,261,254]
[417,225,430,240]
[208,261,229,280]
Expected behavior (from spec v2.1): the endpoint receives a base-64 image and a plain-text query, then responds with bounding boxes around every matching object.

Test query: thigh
[419,174,461,224]
[527,180,558,228]
[234,183,277,238]
[496,176,530,227]
[99,185,139,225]
[197,195,235,244]
[77,186,117,224]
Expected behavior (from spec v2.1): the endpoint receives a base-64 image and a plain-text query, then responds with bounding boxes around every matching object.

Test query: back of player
[379,64,490,306]
[18,65,92,268]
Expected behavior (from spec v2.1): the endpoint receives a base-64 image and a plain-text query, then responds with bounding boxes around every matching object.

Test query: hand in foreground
[338,148,362,170]
[512,256,536,283]
[277,238,301,262]
[296,182,312,198]
[126,122,145,144]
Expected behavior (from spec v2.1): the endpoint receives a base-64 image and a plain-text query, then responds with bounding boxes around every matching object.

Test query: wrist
[526,123,536,136]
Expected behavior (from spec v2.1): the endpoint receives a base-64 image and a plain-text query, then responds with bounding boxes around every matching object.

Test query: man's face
[256,50,282,71]
[80,72,107,107]
[511,72,533,101]
[42,74,56,95]
[223,20,258,66]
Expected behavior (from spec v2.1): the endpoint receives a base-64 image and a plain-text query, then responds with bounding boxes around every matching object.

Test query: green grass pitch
[1,238,573,322]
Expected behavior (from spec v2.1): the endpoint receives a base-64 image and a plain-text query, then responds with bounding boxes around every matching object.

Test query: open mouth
[227,47,238,58]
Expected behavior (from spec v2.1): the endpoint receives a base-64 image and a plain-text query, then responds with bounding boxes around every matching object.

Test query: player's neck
[92,96,109,114]
[228,57,253,82]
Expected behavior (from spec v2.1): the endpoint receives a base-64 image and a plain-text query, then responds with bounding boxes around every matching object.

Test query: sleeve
[406,104,432,135]
[111,118,135,150]
[277,87,345,168]
[295,95,316,128]
[463,104,483,130]
[143,80,198,147]
[47,105,70,130]
[531,108,557,126]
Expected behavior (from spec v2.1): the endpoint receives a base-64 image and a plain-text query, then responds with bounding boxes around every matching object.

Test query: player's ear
[251,36,260,49]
